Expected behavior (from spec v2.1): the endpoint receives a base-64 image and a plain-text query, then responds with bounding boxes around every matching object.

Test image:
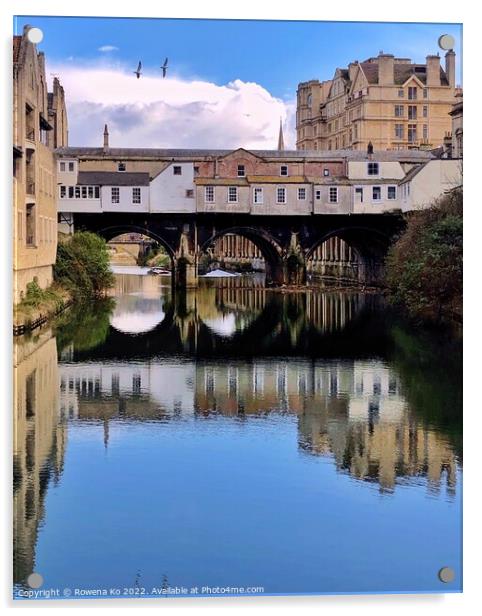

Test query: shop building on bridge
[56,142,460,231]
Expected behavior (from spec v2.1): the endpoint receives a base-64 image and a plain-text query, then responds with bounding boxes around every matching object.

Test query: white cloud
[98,45,119,53]
[49,62,296,149]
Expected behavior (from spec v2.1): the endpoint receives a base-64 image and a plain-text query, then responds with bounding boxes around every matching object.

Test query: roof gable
[218,148,264,162]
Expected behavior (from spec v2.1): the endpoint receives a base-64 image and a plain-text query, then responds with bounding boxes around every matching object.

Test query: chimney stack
[103,124,109,151]
[377,53,394,85]
[445,50,456,89]
[426,55,441,86]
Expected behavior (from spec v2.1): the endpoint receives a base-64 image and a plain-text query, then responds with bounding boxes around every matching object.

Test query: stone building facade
[13,26,68,303]
[297,50,459,152]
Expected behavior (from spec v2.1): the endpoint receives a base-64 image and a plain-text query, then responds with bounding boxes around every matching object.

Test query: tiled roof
[194,178,248,186]
[398,164,426,184]
[56,147,434,163]
[13,35,22,63]
[360,61,450,86]
[77,171,150,186]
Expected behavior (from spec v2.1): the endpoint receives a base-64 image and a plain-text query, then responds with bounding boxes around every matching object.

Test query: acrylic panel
[12,15,463,601]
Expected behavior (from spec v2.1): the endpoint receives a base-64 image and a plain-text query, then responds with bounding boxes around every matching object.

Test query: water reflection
[13,272,462,596]
[13,329,66,586]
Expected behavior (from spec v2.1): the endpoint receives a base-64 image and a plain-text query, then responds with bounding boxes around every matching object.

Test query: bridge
[56,145,460,287]
[72,211,402,287]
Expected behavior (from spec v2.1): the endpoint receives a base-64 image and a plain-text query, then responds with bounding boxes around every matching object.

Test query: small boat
[148,267,171,276]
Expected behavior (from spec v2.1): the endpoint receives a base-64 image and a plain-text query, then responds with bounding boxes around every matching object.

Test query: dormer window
[118,162,126,172]
[173,166,182,175]
[367,162,379,176]
[237,165,245,177]
[323,169,330,177]
[280,165,288,176]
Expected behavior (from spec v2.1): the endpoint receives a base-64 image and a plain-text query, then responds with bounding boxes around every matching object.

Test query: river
[13,266,462,599]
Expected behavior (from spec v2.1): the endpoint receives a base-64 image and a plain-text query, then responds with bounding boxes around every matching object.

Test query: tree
[54,231,115,298]
[385,189,462,322]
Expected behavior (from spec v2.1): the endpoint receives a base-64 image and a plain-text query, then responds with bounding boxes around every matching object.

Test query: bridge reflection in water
[13,271,462,595]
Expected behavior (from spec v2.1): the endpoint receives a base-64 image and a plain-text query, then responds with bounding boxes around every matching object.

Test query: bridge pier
[174,226,198,288]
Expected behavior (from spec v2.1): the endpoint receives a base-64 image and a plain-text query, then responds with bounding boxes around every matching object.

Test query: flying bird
[161,58,168,78]
[133,61,142,79]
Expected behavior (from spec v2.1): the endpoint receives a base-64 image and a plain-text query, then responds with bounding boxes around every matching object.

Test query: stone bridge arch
[305,226,392,285]
[200,226,286,285]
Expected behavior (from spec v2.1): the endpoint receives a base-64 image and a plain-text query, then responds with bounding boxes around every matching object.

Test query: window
[118,162,126,172]
[253,187,263,204]
[423,124,428,141]
[132,187,141,204]
[75,186,81,198]
[205,186,214,202]
[228,186,238,203]
[26,204,35,246]
[59,162,66,172]
[173,166,182,175]
[111,187,120,204]
[387,186,397,200]
[408,87,417,100]
[276,187,286,204]
[94,186,100,199]
[408,105,417,120]
[323,169,330,177]
[237,165,245,177]
[367,162,379,176]
[394,105,404,117]
[408,124,417,143]
[68,186,74,199]
[372,186,382,201]
[398,88,404,98]
[280,165,288,176]
[60,186,66,199]
[395,124,404,139]
[185,189,194,198]
[68,162,74,172]
[355,187,363,202]
[315,189,321,200]
[423,105,428,118]
[298,188,306,200]
[423,88,428,99]
[82,186,88,199]
[88,186,94,199]
[194,166,199,175]
[329,187,338,203]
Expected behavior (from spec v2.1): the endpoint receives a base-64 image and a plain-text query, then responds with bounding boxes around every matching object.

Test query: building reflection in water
[13,276,460,591]
[58,356,458,497]
[13,329,66,586]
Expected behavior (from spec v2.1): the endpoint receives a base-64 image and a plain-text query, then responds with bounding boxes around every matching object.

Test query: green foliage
[385,189,462,322]
[20,279,64,311]
[54,231,115,298]
[55,298,115,353]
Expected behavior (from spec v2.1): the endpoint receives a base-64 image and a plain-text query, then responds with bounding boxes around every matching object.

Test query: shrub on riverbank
[385,188,462,322]
[54,231,115,298]
[14,279,71,331]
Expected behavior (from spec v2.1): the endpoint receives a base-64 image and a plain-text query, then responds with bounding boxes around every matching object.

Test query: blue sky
[13,16,462,148]
[14,17,462,96]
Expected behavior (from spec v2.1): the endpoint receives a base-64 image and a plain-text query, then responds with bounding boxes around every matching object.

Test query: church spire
[277,117,285,151]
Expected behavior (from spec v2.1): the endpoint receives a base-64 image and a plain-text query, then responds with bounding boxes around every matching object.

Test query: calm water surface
[13,267,462,598]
